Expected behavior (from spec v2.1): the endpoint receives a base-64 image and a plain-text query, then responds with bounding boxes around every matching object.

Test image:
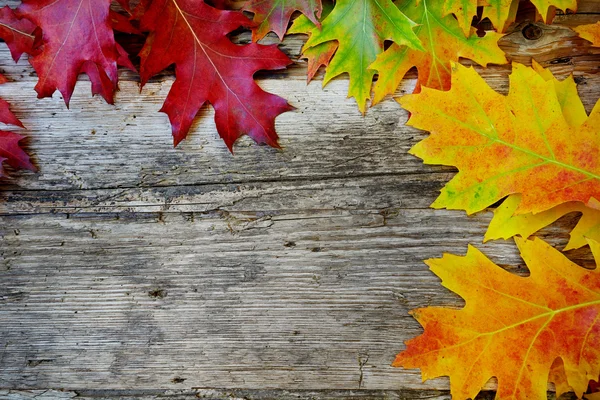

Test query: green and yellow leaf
[370,0,506,105]
[485,194,600,250]
[300,0,423,112]
[403,62,600,216]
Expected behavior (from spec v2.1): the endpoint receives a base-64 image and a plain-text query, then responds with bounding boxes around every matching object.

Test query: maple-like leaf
[0,7,37,128]
[299,0,423,112]
[486,194,600,250]
[395,237,600,400]
[0,80,35,177]
[16,0,121,105]
[575,22,600,47]
[479,0,520,33]
[0,97,24,129]
[287,0,337,82]
[480,61,598,249]
[370,0,506,104]
[447,0,576,35]
[0,130,35,178]
[243,0,322,41]
[0,6,37,63]
[404,62,600,216]
[139,0,293,150]
[442,0,478,36]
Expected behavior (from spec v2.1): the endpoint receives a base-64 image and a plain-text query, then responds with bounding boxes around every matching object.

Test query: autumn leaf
[486,194,600,250]
[549,358,575,398]
[0,6,37,64]
[16,0,122,105]
[287,0,337,82]
[0,7,37,128]
[0,131,35,178]
[370,0,506,105]
[395,237,600,400]
[403,62,600,216]
[478,61,598,249]
[575,22,600,47]
[448,0,576,35]
[243,0,322,40]
[299,0,423,112]
[0,82,35,177]
[139,0,293,150]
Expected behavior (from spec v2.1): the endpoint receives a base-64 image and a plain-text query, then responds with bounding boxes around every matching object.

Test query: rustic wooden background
[0,0,599,398]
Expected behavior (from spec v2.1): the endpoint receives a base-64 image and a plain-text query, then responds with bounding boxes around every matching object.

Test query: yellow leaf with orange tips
[395,237,600,400]
[575,22,600,47]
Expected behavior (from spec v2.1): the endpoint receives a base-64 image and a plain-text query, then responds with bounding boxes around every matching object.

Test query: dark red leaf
[0,98,24,128]
[0,6,37,62]
[17,0,120,105]
[139,0,293,150]
[0,131,35,178]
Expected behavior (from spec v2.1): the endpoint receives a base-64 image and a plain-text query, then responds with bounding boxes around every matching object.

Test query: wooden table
[1,1,599,398]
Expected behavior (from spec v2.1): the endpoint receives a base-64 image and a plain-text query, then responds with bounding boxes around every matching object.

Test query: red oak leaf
[0,97,24,129]
[0,85,35,177]
[16,0,121,105]
[0,8,35,133]
[0,130,35,178]
[139,0,293,150]
[0,6,38,62]
[0,6,39,84]
[110,10,140,35]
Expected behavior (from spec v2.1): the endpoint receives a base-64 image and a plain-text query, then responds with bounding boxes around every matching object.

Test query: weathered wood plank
[0,388,577,399]
[0,209,594,390]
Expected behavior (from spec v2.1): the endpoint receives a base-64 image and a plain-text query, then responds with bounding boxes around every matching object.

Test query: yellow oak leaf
[485,194,600,250]
[448,0,575,35]
[395,237,600,400]
[370,0,506,105]
[575,22,600,47]
[403,62,600,216]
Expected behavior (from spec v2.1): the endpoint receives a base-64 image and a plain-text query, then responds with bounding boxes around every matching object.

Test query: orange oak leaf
[481,61,599,250]
[575,22,600,47]
[16,0,123,105]
[243,0,322,41]
[395,237,600,400]
[403,63,600,216]
[139,0,293,150]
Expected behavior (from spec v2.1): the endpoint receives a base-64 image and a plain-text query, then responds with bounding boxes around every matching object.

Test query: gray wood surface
[1,0,599,397]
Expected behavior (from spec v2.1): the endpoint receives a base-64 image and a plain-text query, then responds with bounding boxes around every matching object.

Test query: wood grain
[0,0,599,396]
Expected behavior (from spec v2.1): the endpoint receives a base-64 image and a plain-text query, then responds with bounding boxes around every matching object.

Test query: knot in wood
[522,24,543,40]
